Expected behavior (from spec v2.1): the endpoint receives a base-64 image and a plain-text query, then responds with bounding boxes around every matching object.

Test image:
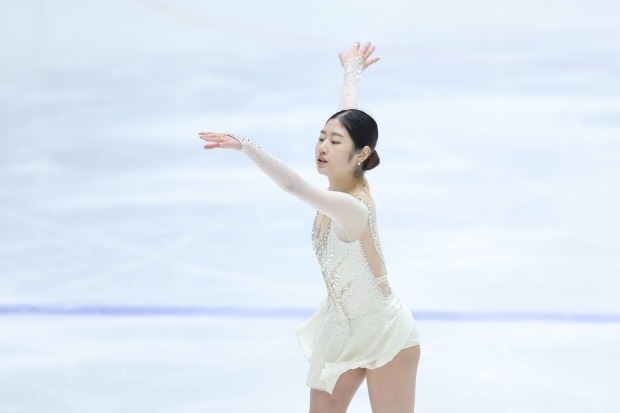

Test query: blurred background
[1,0,619,412]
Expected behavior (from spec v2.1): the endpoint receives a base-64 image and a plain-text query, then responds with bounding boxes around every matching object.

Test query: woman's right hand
[198,132,242,151]
[338,41,380,71]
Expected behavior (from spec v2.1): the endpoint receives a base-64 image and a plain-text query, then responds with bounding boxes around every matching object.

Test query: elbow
[279,179,297,194]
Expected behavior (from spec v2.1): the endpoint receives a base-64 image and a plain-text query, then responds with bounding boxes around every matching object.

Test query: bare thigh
[366,345,421,413]
[309,368,366,413]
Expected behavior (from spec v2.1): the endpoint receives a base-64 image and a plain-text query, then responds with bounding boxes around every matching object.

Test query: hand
[198,132,242,151]
[338,41,380,71]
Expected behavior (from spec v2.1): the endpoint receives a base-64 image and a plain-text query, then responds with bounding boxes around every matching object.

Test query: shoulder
[352,192,376,215]
[349,188,374,207]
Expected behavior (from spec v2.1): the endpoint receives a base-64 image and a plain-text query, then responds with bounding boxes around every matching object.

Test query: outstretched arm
[199,133,368,241]
[338,41,380,110]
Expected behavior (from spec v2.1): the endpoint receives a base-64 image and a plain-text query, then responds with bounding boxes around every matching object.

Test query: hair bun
[363,150,380,171]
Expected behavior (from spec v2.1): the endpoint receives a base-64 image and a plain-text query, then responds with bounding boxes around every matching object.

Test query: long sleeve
[232,134,368,241]
[338,56,364,110]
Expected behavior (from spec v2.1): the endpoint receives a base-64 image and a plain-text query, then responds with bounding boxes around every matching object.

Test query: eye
[318,137,324,142]
[331,140,340,145]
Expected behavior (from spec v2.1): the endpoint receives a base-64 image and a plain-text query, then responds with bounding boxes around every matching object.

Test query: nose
[319,141,328,154]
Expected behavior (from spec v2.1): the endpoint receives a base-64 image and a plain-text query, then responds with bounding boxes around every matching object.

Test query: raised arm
[199,133,368,241]
[338,41,380,110]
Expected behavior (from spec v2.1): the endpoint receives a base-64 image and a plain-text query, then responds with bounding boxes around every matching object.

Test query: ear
[358,145,371,164]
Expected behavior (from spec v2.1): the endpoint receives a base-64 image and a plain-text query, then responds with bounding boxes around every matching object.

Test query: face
[315,118,359,178]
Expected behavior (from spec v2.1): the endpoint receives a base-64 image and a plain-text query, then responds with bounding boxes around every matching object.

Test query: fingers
[198,132,242,151]
[347,41,360,53]
[359,41,371,57]
[198,132,220,142]
[198,132,226,150]
[341,41,380,70]
[364,56,381,69]
[198,132,229,140]
[359,42,380,68]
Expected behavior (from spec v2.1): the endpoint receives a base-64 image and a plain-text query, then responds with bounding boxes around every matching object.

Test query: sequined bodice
[311,199,394,320]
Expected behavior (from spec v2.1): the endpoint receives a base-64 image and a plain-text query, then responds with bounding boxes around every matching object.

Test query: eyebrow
[320,130,345,138]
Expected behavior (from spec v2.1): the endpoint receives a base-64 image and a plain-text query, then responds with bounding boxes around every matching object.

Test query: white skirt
[295,295,420,394]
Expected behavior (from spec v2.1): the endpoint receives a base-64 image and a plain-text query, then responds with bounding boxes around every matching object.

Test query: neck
[328,176,365,194]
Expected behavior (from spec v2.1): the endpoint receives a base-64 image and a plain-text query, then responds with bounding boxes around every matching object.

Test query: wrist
[343,56,363,76]
[224,133,246,151]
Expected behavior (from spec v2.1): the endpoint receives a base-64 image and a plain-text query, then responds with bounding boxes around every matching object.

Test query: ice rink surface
[1,0,619,411]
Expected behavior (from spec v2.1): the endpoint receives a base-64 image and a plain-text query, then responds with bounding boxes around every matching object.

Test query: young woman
[199,41,421,413]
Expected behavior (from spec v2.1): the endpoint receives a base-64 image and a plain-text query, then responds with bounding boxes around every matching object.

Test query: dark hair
[327,109,380,171]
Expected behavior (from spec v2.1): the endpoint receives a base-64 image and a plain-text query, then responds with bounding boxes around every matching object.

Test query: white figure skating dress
[296,198,420,394]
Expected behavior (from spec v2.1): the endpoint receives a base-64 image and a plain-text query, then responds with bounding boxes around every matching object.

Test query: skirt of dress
[295,295,420,394]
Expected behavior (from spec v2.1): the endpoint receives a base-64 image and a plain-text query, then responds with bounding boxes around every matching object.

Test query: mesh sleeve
[338,56,363,110]
[231,134,368,241]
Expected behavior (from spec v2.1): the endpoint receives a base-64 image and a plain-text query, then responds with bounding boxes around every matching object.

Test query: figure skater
[199,41,421,413]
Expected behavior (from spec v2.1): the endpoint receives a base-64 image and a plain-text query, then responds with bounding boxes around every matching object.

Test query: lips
[317,157,327,166]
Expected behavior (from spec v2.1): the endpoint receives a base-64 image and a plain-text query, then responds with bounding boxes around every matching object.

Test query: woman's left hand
[338,41,380,71]
[198,132,242,151]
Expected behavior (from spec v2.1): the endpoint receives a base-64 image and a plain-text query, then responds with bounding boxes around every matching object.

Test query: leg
[366,345,421,413]
[309,368,366,413]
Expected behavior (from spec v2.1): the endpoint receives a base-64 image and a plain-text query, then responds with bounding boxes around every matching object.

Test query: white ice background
[1,0,619,412]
